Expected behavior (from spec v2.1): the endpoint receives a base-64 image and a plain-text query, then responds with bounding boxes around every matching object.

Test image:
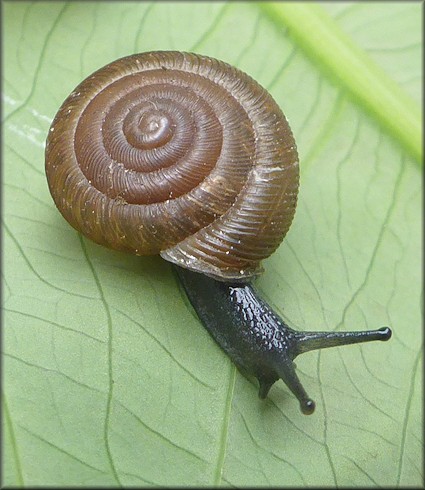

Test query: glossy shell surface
[45,51,299,280]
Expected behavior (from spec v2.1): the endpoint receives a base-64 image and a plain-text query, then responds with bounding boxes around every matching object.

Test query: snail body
[45,51,391,414]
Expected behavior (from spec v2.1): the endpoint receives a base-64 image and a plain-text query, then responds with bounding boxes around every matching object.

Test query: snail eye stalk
[45,50,392,415]
[276,327,391,414]
[175,265,392,415]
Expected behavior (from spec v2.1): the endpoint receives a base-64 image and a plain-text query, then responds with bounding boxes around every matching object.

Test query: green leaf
[3,1,422,487]
[259,2,422,164]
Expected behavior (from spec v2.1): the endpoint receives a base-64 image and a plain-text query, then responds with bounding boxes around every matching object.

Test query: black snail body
[45,51,392,414]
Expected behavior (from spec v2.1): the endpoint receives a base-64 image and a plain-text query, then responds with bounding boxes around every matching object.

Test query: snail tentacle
[174,265,391,415]
[45,51,392,414]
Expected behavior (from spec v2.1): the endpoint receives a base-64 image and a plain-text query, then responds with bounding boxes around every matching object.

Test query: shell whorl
[45,51,299,280]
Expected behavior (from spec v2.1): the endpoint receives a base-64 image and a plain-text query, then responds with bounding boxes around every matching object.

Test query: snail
[45,51,391,415]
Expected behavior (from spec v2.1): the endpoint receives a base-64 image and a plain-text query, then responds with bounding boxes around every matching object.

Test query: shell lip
[160,249,263,283]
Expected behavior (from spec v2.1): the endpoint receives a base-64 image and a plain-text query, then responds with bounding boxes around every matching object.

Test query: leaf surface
[3,1,422,487]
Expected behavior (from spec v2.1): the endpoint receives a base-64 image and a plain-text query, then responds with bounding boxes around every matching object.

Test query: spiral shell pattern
[45,51,299,280]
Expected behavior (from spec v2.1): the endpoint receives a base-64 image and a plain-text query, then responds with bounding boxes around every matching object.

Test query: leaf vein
[3,221,98,300]
[190,3,230,52]
[2,393,25,486]
[343,455,380,486]
[4,352,105,394]
[18,425,107,474]
[113,399,205,463]
[4,308,105,344]
[239,411,307,485]
[113,307,213,389]
[213,361,236,485]
[78,235,122,486]
[3,2,69,125]
[396,347,422,485]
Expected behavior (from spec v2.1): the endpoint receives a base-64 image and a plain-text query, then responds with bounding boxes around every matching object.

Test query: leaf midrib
[258,2,422,164]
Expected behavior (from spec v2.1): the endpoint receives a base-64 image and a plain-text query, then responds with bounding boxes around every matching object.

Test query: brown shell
[45,51,299,281]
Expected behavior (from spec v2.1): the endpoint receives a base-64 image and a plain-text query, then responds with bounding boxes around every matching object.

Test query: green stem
[258,2,422,165]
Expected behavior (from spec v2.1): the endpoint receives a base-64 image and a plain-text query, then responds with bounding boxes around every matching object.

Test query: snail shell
[45,51,299,280]
[45,51,393,414]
